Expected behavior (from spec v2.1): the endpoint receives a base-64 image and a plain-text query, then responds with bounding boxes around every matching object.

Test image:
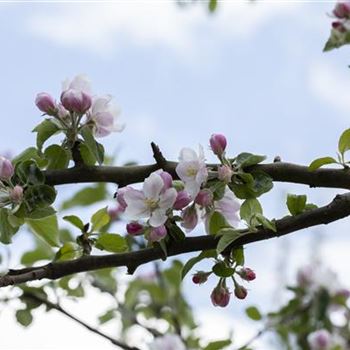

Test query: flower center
[186,167,197,177]
[145,198,159,210]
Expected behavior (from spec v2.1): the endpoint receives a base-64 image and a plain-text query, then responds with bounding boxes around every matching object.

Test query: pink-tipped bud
[35,92,57,115]
[181,206,198,231]
[218,165,234,183]
[332,20,347,33]
[192,271,210,285]
[333,2,350,18]
[238,267,256,281]
[210,134,227,156]
[211,284,231,307]
[234,284,248,299]
[174,190,192,210]
[0,156,14,180]
[10,185,23,203]
[61,89,92,114]
[158,170,173,190]
[126,222,144,236]
[149,225,167,242]
[195,189,213,207]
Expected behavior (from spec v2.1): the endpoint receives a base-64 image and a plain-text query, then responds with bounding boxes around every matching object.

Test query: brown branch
[44,161,350,190]
[22,292,140,350]
[2,192,350,288]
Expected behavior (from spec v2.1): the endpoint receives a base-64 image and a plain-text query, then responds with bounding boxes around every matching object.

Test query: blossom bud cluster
[326,2,350,49]
[35,75,124,140]
[0,156,24,209]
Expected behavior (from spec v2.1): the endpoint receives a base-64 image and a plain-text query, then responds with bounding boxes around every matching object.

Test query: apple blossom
[86,96,124,138]
[156,170,173,191]
[181,206,198,231]
[307,329,332,350]
[35,93,57,115]
[0,156,14,180]
[195,189,213,207]
[116,187,129,211]
[218,164,234,183]
[238,267,256,281]
[126,222,144,236]
[173,190,191,210]
[9,185,23,204]
[124,172,177,227]
[214,187,240,227]
[176,146,208,198]
[148,225,167,242]
[107,205,123,220]
[192,271,210,284]
[333,2,350,19]
[210,133,227,156]
[62,74,91,94]
[150,334,186,350]
[211,284,231,307]
[61,89,92,114]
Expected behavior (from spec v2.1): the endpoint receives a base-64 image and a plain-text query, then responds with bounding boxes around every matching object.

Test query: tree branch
[2,192,350,288]
[44,161,350,190]
[22,291,140,350]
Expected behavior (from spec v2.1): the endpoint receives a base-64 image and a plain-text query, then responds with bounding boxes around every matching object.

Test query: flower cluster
[35,75,124,143]
[113,134,240,244]
[0,156,24,210]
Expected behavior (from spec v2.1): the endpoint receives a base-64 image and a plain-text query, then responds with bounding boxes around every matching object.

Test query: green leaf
[79,143,97,166]
[95,233,128,253]
[91,207,110,232]
[55,242,82,261]
[245,306,262,321]
[212,261,234,278]
[208,211,231,235]
[204,339,232,350]
[181,250,217,280]
[98,309,115,324]
[168,224,186,241]
[80,126,104,165]
[25,185,57,209]
[16,160,45,185]
[44,144,70,170]
[208,0,217,12]
[0,208,20,244]
[63,215,85,231]
[286,194,307,216]
[240,198,263,223]
[309,156,337,171]
[254,213,277,232]
[24,206,56,219]
[338,128,350,155]
[33,119,60,151]
[12,147,46,167]
[26,215,60,247]
[216,228,241,254]
[16,309,33,327]
[61,183,107,210]
[21,241,53,265]
[236,152,266,168]
[232,247,245,266]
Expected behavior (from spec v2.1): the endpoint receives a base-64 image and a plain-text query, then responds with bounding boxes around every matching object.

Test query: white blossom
[149,334,186,350]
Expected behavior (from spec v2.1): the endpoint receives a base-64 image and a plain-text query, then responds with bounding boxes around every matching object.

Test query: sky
[1,0,350,349]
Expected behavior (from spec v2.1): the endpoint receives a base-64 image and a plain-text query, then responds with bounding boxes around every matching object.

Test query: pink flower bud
[218,165,234,183]
[195,189,213,207]
[332,20,347,33]
[61,89,92,114]
[307,329,332,350]
[181,206,198,231]
[158,170,173,190]
[234,284,248,299]
[238,267,256,281]
[149,225,167,242]
[210,284,231,307]
[333,2,350,18]
[10,185,23,203]
[116,187,128,211]
[0,156,14,180]
[210,134,227,156]
[126,222,144,236]
[35,93,57,115]
[174,190,192,210]
[192,271,210,285]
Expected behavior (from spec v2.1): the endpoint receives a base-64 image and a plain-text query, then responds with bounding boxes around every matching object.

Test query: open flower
[214,187,240,227]
[124,172,177,227]
[87,96,124,137]
[176,146,208,198]
[62,74,91,94]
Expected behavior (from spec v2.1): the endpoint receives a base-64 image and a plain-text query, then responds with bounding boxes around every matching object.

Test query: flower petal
[143,173,164,199]
[159,188,177,209]
[149,209,167,227]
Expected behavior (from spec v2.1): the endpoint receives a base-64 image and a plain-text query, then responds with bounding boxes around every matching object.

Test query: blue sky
[1,1,350,349]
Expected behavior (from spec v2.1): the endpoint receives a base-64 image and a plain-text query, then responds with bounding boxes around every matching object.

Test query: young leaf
[286,194,307,216]
[44,144,70,170]
[181,250,217,280]
[216,228,241,254]
[91,207,110,232]
[254,213,277,232]
[240,198,263,223]
[63,215,85,231]
[338,128,350,155]
[235,152,266,168]
[95,233,128,253]
[33,119,60,151]
[208,211,231,235]
[245,306,262,321]
[212,261,235,278]
[203,339,232,350]
[80,126,104,165]
[0,208,20,244]
[25,215,60,247]
[55,242,82,261]
[309,157,337,171]
[24,185,57,209]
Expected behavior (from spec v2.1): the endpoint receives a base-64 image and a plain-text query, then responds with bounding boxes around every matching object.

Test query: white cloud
[308,60,350,118]
[27,1,301,58]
